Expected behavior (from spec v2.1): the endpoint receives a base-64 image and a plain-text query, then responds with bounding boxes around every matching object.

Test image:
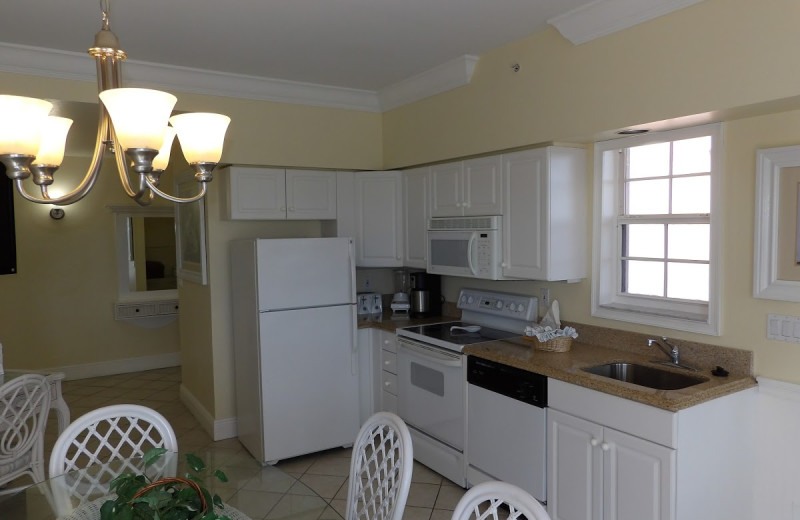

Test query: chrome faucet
[648,336,680,365]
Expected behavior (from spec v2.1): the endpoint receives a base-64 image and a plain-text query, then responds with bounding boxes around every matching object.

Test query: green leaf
[143,447,168,467]
[212,494,223,509]
[100,499,116,520]
[185,453,206,473]
[213,469,228,483]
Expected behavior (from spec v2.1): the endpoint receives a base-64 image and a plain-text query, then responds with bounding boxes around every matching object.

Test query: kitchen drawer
[382,370,398,396]
[382,391,398,414]
[380,333,397,353]
[382,350,397,374]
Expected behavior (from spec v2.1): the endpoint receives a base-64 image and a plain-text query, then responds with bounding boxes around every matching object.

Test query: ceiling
[0,0,598,92]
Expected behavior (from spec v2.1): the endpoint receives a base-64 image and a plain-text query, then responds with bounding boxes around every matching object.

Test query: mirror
[754,145,800,301]
[112,206,178,302]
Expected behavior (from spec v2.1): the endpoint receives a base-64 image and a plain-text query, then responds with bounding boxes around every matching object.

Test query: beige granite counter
[464,338,756,412]
[358,314,756,412]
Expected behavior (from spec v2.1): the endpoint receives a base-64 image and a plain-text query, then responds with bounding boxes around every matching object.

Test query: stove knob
[518,303,526,313]
[509,303,517,311]
[467,296,475,304]
[495,300,503,310]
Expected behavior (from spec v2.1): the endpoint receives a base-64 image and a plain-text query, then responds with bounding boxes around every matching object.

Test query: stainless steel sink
[582,362,708,390]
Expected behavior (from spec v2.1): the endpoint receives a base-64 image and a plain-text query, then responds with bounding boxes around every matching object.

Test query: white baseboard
[179,384,238,441]
[43,352,181,381]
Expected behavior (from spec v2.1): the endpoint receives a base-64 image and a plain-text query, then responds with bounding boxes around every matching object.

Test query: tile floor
[36,366,467,520]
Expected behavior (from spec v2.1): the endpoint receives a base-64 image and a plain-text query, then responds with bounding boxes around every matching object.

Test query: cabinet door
[227,167,287,219]
[548,409,604,520]
[286,169,337,220]
[430,162,463,217]
[603,428,675,520]
[502,149,547,279]
[463,156,503,216]
[355,172,403,267]
[403,167,429,268]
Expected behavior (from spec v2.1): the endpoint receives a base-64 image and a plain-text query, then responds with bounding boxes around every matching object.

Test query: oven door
[396,337,465,451]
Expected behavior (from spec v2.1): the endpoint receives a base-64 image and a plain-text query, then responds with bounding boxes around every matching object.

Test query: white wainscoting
[756,377,800,520]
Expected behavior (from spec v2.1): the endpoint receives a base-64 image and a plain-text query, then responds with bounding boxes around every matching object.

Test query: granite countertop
[358,314,757,412]
[464,338,756,412]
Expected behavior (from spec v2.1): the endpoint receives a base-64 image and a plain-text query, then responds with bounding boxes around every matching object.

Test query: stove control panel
[457,289,537,322]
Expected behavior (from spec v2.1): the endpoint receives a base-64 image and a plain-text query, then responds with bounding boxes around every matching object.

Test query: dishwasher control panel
[467,356,547,408]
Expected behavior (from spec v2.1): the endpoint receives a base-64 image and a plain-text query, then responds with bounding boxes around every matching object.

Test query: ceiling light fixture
[0,0,231,206]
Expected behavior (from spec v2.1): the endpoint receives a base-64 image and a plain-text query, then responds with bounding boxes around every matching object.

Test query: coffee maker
[409,272,442,318]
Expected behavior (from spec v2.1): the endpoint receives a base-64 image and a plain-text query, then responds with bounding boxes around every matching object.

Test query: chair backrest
[0,373,51,468]
[48,404,178,478]
[346,412,413,520]
[451,481,551,520]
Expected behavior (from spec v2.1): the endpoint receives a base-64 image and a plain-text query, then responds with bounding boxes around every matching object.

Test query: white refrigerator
[230,237,360,464]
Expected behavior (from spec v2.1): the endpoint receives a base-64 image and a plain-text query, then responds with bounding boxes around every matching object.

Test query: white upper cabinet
[403,167,429,269]
[354,171,404,267]
[224,166,336,220]
[431,156,503,217]
[502,147,588,281]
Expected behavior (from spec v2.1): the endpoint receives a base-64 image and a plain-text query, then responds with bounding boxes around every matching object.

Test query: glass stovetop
[399,321,520,347]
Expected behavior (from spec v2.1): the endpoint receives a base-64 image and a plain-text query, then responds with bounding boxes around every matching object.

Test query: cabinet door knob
[590,438,599,447]
[289,207,295,211]
[601,442,610,451]
[384,382,391,387]
[280,207,287,211]
[384,360,390,365]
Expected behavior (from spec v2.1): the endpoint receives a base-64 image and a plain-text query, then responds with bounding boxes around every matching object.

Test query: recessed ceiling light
[617,129,650,135]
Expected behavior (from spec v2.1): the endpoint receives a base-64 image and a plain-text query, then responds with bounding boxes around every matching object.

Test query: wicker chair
[345,412,413,520]
[450,481,551,520]
[0,373,52,495]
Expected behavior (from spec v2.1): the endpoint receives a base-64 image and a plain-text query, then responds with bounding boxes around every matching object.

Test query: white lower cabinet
[377,330,398,414]
[547,379,757,520]
[548,408,674,520]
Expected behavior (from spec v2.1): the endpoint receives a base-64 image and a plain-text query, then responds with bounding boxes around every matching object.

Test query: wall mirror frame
[753,145,800,302]
[110,205,178,303]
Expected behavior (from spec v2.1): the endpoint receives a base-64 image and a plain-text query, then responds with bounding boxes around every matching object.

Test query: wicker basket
[523,335,573,352]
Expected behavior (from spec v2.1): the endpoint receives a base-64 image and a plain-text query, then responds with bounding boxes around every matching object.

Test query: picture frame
[175,172,208,285]
[754,145,800,301]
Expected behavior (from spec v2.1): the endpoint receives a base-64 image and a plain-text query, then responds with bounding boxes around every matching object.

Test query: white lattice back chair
[345,412,413,520]
[47,404,178,512]
[0,373,51,495]
[451,481,551,520]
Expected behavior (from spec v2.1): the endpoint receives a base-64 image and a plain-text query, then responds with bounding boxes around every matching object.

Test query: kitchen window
[591,124,722,335]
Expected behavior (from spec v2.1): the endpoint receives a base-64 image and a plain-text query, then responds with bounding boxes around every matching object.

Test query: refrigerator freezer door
[258,304,359,462]
[256,238,355,311]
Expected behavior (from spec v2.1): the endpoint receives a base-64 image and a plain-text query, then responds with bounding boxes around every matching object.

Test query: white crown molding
[378,55,479,112]
[0,42,479,113]
[548,0,706,45]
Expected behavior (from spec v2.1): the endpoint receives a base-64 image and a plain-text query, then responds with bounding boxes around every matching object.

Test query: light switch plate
[767,313,800,343]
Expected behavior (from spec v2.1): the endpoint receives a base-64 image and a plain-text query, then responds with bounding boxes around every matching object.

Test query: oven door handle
[398,340,463,367]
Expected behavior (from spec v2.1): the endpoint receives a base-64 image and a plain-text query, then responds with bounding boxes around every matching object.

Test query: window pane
[624,260,664,297]
[624,224,664,258]
[668,224,710,261]
[626,179,669,215]
[667,262,709,301]
[673,136,711,176]
[672,176,710,214]
[629,142,670,179]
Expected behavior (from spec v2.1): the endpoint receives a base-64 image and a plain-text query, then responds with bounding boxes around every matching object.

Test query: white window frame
[591,123,722,336]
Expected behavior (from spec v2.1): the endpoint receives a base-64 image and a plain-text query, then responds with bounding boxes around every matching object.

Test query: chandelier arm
[145,178,208,204]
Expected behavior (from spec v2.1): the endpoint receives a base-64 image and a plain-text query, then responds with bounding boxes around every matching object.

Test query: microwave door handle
[467,232,479,276]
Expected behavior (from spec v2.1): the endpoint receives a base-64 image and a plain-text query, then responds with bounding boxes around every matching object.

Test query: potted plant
[100,448,231,520]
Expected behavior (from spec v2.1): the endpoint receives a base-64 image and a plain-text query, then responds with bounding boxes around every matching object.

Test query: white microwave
[427,216,504,279]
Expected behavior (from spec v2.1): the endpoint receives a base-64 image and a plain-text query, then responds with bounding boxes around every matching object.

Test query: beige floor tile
[266,494,331,520]
[406,482,441,508]
[402,506,434,520]
[306,456,351,477]
[298,473,348,499]
[430,509,454,520]
[227,488,284,520]
[433,484,465,510]
[411,462,444,485]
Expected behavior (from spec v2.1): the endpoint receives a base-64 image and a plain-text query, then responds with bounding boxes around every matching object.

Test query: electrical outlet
[364,275,371,289]
[539,288,550,315]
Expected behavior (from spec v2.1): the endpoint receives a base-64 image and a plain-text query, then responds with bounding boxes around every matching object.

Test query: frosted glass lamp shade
[169,113,231,164]
[0,95,53,156]
[34,116,73,166]
[151,127,176,171]
[99,88,177,151]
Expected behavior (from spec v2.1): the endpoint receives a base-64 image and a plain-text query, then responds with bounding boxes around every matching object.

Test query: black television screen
[0,165,17,275]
